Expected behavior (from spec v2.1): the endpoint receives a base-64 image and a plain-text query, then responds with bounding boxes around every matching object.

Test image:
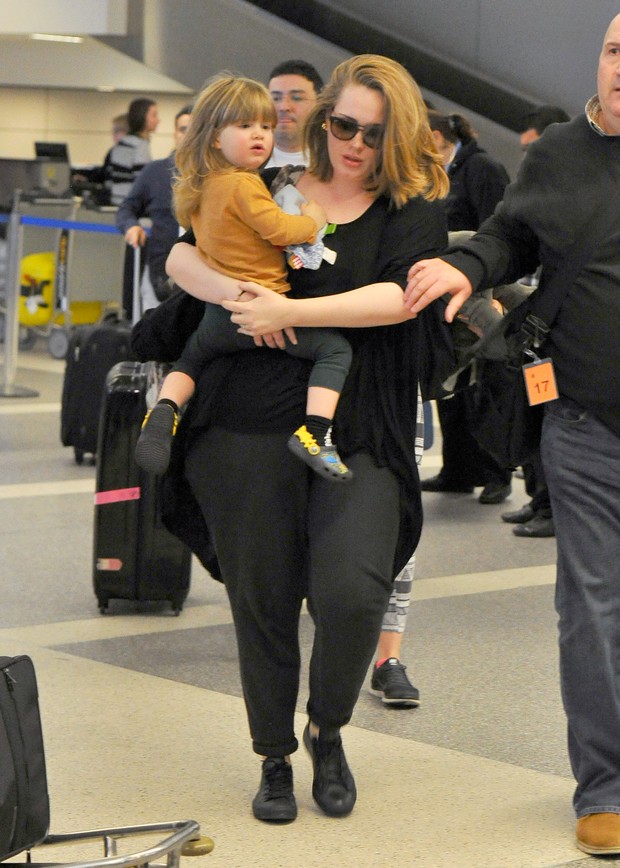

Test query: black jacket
[443,114,620,435]
[445,140,510,231]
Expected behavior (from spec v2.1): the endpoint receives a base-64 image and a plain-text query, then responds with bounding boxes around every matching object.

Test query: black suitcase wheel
[172,599,183,616]
[98,597,109,615]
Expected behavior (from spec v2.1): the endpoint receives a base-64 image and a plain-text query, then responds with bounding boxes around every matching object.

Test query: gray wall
[136,0,553,177]
[96,0,620,180]
[140,0,348,93]
[131,0,619,177]
[318,0,618,116]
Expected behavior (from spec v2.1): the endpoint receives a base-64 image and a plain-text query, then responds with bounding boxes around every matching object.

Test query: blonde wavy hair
[174,73,277,228]
[304,55,448,208]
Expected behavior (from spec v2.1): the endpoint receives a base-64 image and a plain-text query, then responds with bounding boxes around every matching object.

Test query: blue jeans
[541,397,620,817]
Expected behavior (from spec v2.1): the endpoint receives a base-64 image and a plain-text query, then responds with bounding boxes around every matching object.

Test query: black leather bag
[453,242,598,469]
[466,303,549,468]
[131,285,205,363]
[418,299,482,402]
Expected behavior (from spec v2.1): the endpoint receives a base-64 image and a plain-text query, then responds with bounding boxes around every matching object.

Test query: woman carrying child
[137,55,448,823]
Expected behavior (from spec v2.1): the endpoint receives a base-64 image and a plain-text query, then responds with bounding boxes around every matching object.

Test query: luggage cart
[3,819,214,867]
[0,198,126,359]
[0,655,214,867]
[53,204,127,359]
[0,197,76,355]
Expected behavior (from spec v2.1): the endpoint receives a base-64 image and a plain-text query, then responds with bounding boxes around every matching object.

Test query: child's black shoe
[135,403,178,475]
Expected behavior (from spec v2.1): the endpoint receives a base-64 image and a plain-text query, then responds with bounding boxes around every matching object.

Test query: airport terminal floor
[1,343,612,868]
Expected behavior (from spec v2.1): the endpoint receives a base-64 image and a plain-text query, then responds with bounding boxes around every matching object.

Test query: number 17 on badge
[523,358,559,406]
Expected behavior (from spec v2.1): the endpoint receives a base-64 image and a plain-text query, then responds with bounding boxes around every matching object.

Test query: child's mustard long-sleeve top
[191,169,318,293]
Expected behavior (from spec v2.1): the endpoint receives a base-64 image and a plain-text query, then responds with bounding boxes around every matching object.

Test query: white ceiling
[0,0,191,94]
[0,0,128,35]
[0,34,192,94]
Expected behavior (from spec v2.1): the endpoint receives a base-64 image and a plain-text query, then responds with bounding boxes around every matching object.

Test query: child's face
[214,120,274,170]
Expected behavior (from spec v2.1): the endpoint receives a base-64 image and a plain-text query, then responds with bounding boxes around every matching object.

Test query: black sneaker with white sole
[370,658,420,707]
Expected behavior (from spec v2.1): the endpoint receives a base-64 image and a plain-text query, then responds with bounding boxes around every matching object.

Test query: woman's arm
[222,280,415,337]
[166,242,297,349]
[166,242,242,303]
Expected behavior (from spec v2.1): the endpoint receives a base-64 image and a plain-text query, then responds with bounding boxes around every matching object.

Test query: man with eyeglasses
[265,59,324,168]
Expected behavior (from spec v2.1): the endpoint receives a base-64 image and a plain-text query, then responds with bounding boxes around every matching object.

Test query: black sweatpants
[185,427,403,757]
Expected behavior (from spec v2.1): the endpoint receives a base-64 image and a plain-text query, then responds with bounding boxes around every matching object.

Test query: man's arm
[405,209,540,319]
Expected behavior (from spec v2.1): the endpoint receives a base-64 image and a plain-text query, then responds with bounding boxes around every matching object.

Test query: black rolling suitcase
[60,246,142,465]
[0,655,49,860]
[60,311,134,464]
[93,360,191,615]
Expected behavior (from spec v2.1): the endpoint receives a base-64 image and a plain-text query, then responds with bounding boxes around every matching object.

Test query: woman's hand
[405,258,473,322]
[222,283,298,348]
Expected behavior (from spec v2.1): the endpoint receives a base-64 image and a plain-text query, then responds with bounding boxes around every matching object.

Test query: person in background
[71,113,130,197]
[404,14,620,854]
[111,113,130,145]
[421,110,513,506]
[501,104,570,539]
[264,59,323,168]
[519,104,571,151]
[369,400,423,709]
[116,105,193,311]
[153,53,448,823]
[106,97,159,206]
[106,98,159,316]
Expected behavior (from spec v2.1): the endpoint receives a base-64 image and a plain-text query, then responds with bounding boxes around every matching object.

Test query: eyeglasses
[325,115,384,149]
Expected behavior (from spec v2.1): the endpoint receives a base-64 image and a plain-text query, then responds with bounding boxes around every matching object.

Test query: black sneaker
[370,658,420,707]
[302,724,356,817]
[135,403,178,475]
[251,757,297,823]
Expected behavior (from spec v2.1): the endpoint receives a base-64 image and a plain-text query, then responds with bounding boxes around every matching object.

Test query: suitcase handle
[131,243,143,324]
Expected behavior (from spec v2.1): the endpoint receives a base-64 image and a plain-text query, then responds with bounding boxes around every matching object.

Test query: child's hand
[301,200,327,233]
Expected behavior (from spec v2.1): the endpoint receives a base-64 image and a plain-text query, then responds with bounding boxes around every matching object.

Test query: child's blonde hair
[174,73,277,228]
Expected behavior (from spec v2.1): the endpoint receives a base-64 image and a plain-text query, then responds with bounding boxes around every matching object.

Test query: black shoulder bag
[453,238,601,469]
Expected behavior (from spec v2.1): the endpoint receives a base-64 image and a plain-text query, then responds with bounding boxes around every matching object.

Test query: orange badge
[522,358,559,406]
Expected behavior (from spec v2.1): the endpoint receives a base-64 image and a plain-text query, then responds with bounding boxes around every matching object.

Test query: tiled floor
[0,343,608,867]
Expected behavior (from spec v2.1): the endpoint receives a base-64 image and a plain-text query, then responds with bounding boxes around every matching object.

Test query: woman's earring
[321,122,327,131]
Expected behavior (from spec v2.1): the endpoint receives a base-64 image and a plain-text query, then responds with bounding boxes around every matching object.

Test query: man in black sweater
[405,13,620,857]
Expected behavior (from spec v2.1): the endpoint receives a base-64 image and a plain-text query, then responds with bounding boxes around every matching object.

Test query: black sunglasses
[326,114,384,149]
